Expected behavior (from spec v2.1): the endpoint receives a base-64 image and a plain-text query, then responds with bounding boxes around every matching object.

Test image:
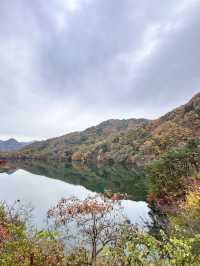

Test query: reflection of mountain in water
[0,161,17,175]
[4,160,149,201]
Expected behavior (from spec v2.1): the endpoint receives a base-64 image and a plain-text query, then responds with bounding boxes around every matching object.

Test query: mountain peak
[0,139,30,152]
[7,138,18,143]
[190,92,200,100]
[183,92,200,114]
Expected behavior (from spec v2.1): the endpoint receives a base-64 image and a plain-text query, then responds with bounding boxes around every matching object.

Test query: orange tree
[48,195,126,265]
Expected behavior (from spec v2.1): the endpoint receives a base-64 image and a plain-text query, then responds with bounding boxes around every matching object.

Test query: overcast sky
[0,0,200,141]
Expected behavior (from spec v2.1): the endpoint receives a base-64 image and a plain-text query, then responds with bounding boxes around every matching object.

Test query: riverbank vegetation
[1,192,200,265]
[146,139,200,213]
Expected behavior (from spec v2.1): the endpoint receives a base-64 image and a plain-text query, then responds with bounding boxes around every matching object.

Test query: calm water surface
[0,161,151,228]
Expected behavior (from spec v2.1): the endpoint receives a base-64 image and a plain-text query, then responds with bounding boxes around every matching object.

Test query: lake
[0,160,151,229]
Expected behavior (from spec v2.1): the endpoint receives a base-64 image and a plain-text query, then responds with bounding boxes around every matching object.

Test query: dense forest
[1,93,200,167]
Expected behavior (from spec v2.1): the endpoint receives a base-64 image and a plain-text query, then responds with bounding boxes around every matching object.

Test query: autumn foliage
[48,195,126,265]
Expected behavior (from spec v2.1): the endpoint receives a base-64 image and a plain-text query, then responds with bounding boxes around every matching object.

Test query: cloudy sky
[0,0,200,141]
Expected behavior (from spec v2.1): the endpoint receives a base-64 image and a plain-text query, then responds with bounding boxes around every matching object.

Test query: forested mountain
[3,118,149,162]
[1,93,200,165]
[0,138,30,152]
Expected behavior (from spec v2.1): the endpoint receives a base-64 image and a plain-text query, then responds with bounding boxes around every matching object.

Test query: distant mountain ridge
[1,92,200,166]
[0,138,31,152]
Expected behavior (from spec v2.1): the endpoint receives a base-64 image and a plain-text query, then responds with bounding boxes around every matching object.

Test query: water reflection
[12,160,149,201]
[0,161,151,228]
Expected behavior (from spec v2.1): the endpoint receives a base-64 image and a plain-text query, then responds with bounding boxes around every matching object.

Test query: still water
[0,161,151,228]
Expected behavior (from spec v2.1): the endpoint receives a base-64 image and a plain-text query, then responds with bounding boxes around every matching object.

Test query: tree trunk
[30,252,34,266]
[91,215,97,266]
[91,238,97,266]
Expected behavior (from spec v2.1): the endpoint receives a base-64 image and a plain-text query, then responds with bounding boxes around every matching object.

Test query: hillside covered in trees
[1,93,200,166]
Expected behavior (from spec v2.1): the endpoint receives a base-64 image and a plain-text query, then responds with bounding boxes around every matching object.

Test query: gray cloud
[0,0,199,140]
